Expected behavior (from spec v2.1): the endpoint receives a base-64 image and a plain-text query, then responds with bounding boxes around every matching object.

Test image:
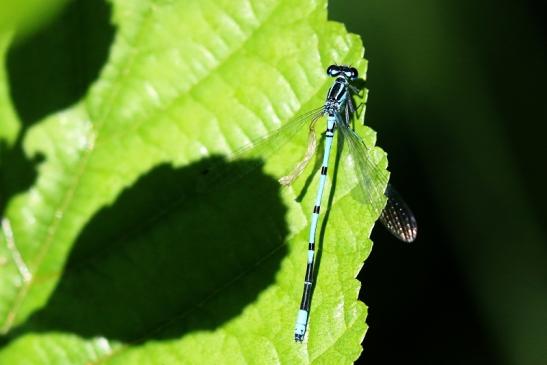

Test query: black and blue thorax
[324,76,350,118]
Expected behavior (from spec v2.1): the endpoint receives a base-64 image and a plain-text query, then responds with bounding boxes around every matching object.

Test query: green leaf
[0,0,388,363]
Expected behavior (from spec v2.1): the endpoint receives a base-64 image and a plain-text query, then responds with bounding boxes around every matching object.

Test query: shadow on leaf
[10,156,288,343]
[7,0,114,124]
[1,0,114,214]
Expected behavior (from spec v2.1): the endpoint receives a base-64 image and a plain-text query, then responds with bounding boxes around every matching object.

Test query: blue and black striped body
[294,66,356,342]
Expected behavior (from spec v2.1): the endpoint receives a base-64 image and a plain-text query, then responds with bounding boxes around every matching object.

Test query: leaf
[0,0,388,363]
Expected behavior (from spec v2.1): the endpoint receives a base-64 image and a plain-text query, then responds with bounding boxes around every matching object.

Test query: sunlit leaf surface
[0,0,388,363]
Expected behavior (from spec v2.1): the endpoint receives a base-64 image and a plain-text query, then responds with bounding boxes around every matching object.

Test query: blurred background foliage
[0,0,67,41]
[329,0,547,364]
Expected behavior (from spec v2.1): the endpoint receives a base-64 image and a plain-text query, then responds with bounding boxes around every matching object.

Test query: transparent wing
[198,106,325,190]
[379,184,418,242]
[230,106,324,161]
[337,118,390,219]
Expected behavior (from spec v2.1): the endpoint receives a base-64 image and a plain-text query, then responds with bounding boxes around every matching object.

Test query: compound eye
[327,65,340,77]
[349,67,358,79]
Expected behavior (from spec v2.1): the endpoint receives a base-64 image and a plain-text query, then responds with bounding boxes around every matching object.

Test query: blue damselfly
[201,64,417,342]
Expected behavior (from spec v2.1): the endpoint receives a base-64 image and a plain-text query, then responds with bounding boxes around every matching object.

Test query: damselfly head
[326,64,358,80]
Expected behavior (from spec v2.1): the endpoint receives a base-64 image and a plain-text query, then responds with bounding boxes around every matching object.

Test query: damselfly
[200,64,417,342]
[285,65,417,342]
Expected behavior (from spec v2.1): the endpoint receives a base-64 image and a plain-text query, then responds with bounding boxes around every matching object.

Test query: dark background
[330,0,547,364]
